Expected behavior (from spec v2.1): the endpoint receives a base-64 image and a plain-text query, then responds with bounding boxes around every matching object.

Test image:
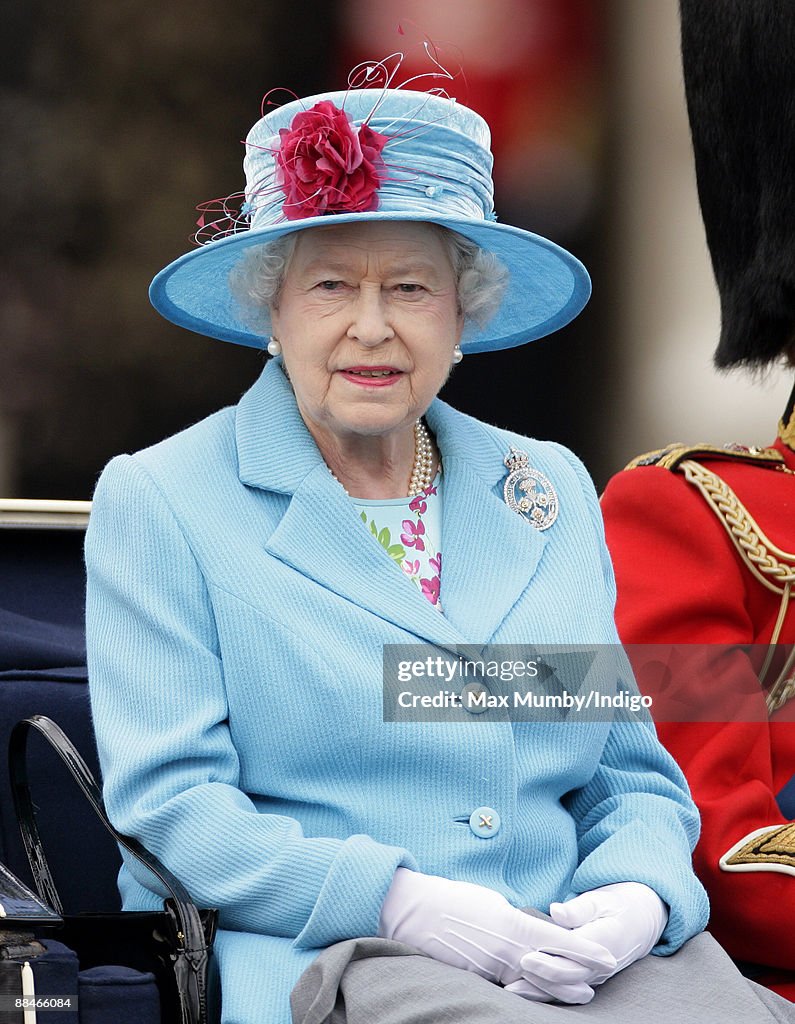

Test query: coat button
[461,682,489,714]
[469,806,501,837]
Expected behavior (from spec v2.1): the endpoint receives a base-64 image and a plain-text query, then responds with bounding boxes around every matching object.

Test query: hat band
[244,113,495,231]
[247,173,491,231]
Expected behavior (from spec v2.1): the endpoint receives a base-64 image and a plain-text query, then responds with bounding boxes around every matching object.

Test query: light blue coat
[85,360,708,1024]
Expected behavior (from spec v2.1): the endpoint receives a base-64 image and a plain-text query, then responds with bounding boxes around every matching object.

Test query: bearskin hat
[680,0,795,368]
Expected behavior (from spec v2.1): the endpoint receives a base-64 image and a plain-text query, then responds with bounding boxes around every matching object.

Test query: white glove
[518,881,668,1003]
[378,868,616,996]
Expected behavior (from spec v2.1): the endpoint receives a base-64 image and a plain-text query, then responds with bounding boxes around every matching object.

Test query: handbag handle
[8,715,215,1023]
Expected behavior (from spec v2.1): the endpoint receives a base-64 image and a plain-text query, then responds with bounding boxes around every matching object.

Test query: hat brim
[149,212,591,355]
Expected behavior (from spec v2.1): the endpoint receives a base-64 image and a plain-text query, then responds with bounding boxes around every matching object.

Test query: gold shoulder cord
[679,459,795,714]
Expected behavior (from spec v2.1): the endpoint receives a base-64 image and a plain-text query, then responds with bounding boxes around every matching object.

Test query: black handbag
[7,715,218,1024]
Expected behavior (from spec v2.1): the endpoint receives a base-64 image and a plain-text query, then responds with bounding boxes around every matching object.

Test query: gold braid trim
[625,442,783,472]
[679,459,795,595]
[679,460,795,714]
[720,823,795,875]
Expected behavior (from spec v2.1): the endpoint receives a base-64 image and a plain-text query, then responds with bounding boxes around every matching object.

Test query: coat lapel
[426,401,548,643]
[265,465,466,645]
[236,361,465,646]
[236,362,549,646]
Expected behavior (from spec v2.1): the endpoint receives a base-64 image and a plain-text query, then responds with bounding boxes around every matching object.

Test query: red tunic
[601,426,795,1000]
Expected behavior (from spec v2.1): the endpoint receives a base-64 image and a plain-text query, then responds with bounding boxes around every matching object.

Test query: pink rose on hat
[275,100,388,219]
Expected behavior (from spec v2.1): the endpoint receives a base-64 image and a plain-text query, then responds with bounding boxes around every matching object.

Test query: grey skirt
[291,931,795,1024]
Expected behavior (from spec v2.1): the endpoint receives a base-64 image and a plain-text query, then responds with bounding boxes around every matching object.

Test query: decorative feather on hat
[680,0,795,368]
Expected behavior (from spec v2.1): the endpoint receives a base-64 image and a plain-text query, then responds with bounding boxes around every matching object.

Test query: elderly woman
[84,83,771,1024]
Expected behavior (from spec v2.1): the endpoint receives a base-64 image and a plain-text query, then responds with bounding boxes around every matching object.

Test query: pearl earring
[267,337,282,357]
[452,345,463,365]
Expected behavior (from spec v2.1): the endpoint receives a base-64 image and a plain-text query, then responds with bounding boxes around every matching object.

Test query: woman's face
[270,221,463,445]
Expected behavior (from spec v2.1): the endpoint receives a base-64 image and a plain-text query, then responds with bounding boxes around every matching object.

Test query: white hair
[228,224,509,337]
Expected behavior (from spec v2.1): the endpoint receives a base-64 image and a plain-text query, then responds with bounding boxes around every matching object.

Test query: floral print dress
[352,472,443,609]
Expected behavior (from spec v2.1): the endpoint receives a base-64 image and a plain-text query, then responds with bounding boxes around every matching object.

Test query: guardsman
[601,0,795,1001]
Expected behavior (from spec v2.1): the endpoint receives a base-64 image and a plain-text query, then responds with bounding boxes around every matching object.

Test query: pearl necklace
[328,419,436,497]
[408,419,435,495]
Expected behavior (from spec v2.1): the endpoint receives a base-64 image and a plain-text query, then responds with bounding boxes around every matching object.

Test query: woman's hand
[378,868,616,998]
[516,881,668,1003]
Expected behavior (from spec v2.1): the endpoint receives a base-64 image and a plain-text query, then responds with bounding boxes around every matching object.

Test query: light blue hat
[149,88,591,354]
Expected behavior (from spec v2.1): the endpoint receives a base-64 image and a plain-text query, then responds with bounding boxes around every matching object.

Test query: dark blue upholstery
[78,965,160,1024]
[0,524,122,912]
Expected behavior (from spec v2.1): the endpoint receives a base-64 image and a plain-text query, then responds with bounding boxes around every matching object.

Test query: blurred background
[2,0,791,499]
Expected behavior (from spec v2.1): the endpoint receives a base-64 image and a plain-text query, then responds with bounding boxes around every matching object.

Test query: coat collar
[236,358,325,494]
[236,360,548,645]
